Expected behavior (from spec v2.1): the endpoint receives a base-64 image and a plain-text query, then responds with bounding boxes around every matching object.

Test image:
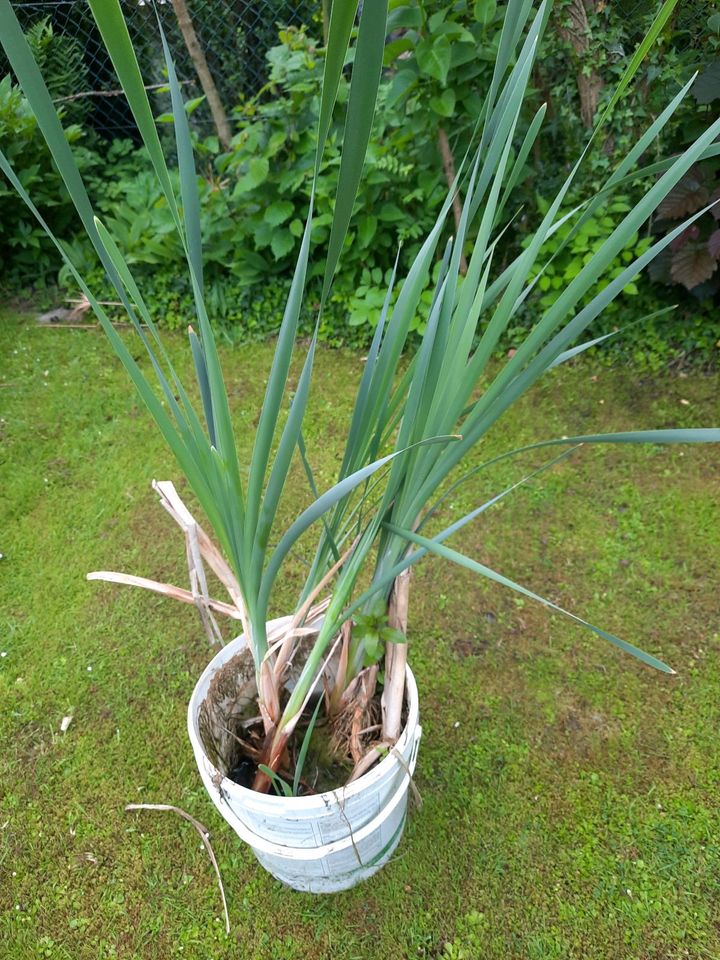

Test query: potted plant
[2,0,718,893]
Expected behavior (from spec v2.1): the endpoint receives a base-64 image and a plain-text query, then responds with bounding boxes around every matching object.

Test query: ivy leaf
[386,5,422,30]
[692,61,720,105]
[670,244,718,290]
[386,66,418,106]
[357,214,377,247]
[383,36,414,66]
[429,88,456,117]
[708,229,720,260]
[348,307,368,326]
[435,23,475,43]
[233,156,269,196]
[428,8,448,32]
[270,230,294,260]
[264,200,294,226]
[379,202,404,222]
[452,40,482,68]
[416,35,451,84]
[474,0,497,25]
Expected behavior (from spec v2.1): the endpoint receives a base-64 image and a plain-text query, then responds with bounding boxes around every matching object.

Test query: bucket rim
[187,618,419,810]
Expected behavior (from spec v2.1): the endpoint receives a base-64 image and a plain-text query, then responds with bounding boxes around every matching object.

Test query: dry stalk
[328,619,352,715]
[185,521,223,644]
[154,480,251,642]
[272,538,358,681]
[251,629,346,793]
[330,664,379,767]
[125,802,230,934]
[86,571,241,620]
[381,568,411,743]
[347,740,391,783]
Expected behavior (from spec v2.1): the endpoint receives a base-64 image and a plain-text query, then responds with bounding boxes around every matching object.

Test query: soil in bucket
[198,647,407,796]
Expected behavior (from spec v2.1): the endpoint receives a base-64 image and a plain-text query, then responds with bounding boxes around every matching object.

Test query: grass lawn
[1,309,719,960]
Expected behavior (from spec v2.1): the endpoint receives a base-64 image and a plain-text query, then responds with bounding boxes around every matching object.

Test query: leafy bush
[5,5,719,367]
[25,17,90,127]
[0,74,89,287]
[649,162,720,296]
[211,26,450,315]
[523,196,651,312]
[507,192,720,371]
[59,26,449,341]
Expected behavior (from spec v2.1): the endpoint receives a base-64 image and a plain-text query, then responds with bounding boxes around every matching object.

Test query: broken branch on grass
[124,802,230,934]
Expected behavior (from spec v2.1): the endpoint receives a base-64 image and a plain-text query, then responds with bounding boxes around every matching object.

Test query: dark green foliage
[649,161,720,295]
[534,0,720,187]
[2,6,719,365]
[25,17,90,126]
[526,0,720,363]
[0,74,90,287]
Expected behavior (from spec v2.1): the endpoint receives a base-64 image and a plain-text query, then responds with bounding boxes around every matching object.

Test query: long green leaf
[384,524,674,674]
[321,0,389,301]
[157,17,203,293]
[86,0,180,229]
[257,435,460,615]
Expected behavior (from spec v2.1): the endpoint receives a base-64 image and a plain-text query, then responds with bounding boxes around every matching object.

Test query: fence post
[170,0,232,149]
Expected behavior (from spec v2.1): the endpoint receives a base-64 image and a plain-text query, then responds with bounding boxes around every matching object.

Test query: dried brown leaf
[656,171,708,221]
[670,244,718,290]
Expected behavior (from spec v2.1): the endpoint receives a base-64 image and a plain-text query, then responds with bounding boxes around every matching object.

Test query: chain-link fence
[4,0,318,140]
[614,0,713,56]
[3,1,714,145]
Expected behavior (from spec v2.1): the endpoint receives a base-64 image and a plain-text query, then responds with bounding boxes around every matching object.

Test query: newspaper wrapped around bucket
[188,622,421,893]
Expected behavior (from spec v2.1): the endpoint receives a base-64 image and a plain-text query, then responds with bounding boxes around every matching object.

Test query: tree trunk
[170,0,232,150]
[437,126,468,275]
[557,0,604,130]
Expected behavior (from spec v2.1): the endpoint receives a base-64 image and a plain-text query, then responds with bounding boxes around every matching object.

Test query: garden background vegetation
[1,0,719,367]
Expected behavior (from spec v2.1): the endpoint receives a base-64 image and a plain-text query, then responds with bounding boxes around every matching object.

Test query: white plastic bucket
[187,620,421,893]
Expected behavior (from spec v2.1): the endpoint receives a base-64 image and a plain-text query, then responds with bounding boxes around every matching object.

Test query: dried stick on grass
[125,803,230,934]
[381,568,411,743]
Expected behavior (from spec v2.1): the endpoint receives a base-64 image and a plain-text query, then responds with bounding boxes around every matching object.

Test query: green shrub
[59,26,450,341]
[25,17,90,127]
[0,74,90,287]
[7,7,719,366]
[523,196,652,312]
[508,193,720,370]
